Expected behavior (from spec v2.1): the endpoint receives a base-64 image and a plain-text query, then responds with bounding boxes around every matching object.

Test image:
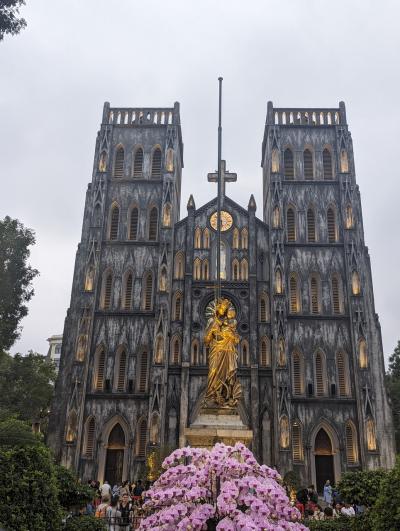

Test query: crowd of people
[84,479,150,530]
[292,480,362,522]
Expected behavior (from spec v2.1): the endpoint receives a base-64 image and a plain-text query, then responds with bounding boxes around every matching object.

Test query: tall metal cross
[207,159,237,199]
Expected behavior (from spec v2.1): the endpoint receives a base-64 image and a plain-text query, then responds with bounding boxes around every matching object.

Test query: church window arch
[137,349,149,393]
[101,269,113,310]
[240,259,248,281]
[148,206,158,241]
[272,205,281,228]
[286,206,296,242]
[327,206,338,243]
[203,228,210,248]
[345,421,358,464]
[154,334,164,364]
[133,147,144,177]
[93,347,106,391]
[151,146,162,178]
[114,146,124,178]
[99,151,107,172]
[232,228,239,249]
[166,148,174,172]
[191,339,200,365]
[241,228,248,249]
[136,418,147,458]
[271,147,280,173]
[83,416,95,458]
[366,417,377,451]
[359,338,368,369]
[194,227,202,249]
[345,204,354,229]
[109,203,120,241]
[122,270,134,310]
[284,148,294,179]
[142,272,153,311]
[278,336,286,366]
[259,293,270,322]
[307,207,316,242]
[331,273,343,314]
[310,273,321,314]
[171,335,181,365]
[336,351,350,397]
[84,265,95,292]
[315,350,327,396]
[115,348,127,392]
[289,273,300,313]
[202,259,209,280]
[193,258,201,280]
[352,271,361,295]
[172,291,182,321]
[279,415,289,448]
[275,268,283,294]
[232,259,239,280]
[303,149,314,180]
[159,266,168,292]
[75,334,87,362]
[292,350,304,395]
[340,149,349,173]
[66,410,78,443]
[128,205,139,240]
[323,148,333,180]
[240,339,250,366]
[260,337,271,367]
[162,203,172,227]
[292,420,304,461]
[174,252,185,279]
[150,413,160,445]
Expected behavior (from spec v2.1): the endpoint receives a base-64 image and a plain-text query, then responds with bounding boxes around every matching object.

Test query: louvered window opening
[84,418,95,457]
[261,340,269,366]
[287,209,296,242]
[103,274,112,310]
[327,208,336,242]
[304,149,314,179]
[148,208,158,241]
[172,339,180,364]
[260,298,267,322]
[284,149,294,179]
[193,343,199,365]
[151,148,162,177]
[290,276,298,313]
[174,295,181,320]
[346,425,356,464]
[292,423,303,461]
[293,353,302,395]
[233,262,239,281]
[137,420,147,458]
[323,149,333,180]
[315,353,324,396]
[95,351,105,391]
[307,209,316,242]
[311,276,319,314]
[124,274,133,310]
[144,274,153,310]
[138,351,148,393]
[110,206,119,240]
[332,276,341,313]
[133,148,143,177]
[114,147,124,178]
[337,353,347,396]
[117,351,126,391]
[129,208,138,240]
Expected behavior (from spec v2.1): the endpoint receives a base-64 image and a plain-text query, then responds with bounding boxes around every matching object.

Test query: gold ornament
[210,211,233,231]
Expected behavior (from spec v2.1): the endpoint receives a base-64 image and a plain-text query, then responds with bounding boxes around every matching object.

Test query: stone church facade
[48,100,395,491]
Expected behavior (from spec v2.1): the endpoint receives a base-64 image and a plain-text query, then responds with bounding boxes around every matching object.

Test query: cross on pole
[207,160,237,200]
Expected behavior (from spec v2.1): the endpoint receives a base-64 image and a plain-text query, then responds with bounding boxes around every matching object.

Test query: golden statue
[204,298,242,408]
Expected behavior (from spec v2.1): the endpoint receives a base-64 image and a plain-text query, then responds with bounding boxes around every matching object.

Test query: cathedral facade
[48,101,395,491]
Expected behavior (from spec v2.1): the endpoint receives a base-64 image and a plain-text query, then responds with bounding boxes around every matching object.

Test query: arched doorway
[314,428,335,494]
[104,423,125,487]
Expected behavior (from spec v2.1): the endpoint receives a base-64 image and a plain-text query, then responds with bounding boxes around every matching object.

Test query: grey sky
[1,0,399,363]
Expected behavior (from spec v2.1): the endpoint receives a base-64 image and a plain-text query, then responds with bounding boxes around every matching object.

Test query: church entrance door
[104,423,125,487]
[314,428,335,494]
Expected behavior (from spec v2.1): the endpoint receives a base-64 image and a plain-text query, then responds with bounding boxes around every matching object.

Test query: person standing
[106,495,121,531]
[118,493,133,531]
[100,480,112,503]
[323,480,333,505]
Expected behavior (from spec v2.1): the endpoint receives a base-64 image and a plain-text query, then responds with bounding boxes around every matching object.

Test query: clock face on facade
[210,211,233,231]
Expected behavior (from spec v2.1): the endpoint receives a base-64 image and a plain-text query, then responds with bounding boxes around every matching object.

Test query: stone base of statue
[184,407,253,448]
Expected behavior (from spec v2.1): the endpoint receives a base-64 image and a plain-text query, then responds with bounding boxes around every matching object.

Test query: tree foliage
[0,350,56,426]
[337,469,387,507]
[371,456,400,531]
[55,465,95,511]
[0,416,40,445]
[0,0,26,41]
[387,340,400,451]
[0,216,38,350]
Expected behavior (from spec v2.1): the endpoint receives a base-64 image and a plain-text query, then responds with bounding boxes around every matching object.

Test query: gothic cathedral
[48,101,395,491]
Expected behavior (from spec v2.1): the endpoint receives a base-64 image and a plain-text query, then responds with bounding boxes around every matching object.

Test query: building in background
[48,101,395,491]
[47,334,63,373]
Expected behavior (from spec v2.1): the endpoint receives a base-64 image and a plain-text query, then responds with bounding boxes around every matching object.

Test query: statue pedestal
[184,408,253,448]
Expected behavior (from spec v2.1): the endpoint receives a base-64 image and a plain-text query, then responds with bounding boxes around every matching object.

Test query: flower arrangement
[139,442,308,530]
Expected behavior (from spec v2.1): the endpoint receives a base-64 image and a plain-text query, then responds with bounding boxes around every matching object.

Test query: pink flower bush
[139,442,308,530]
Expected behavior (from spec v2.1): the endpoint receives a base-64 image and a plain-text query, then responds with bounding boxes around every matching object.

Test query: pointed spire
[248,194,257,211]
[187,194,196,211]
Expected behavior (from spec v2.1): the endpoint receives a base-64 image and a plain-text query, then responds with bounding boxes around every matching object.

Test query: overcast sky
[1,0,399,363]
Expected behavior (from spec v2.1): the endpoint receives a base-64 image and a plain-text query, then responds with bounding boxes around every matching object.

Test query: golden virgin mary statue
[204,298,242,408]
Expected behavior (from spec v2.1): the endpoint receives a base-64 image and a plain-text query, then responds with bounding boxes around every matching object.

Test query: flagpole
[217,77,223,301]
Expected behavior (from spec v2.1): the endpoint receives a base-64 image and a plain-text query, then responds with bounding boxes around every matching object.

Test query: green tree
[0,216,38,350]
[0,1,26,41]
[55,465,94,512]
[372,456,400,531]
[337,469,387,507]
[0,417,40,445]
[0,350,56,427]
[386,340,400,451]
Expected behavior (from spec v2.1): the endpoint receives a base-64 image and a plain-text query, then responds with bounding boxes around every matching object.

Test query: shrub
[337,469,387,506]
[55,465,95,511]
[371,456,400,531]
[63,515,107,531]
[307,514,372,531]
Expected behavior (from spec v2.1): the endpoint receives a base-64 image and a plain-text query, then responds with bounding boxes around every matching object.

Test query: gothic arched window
[345,204,354,229]
[278,337,286,366]
[136,418,147,457]
[114,146,124,178]
[260,337,271,367]
[174,252,185,279]
[337,351,350,397]
[122,271,133,310]
[284,148,294,179]
[240,259,248,281]
[203,228,210,248]
[279,415,289,448]
[129,206,139,240]
[202,259,209,280]
[84,265,95,292]
[241,340,249,366]
[352,271,361,295]
[115,349,127,392]
[286,206,296,242]
[292,350,304,395]
[232,259,239,281]
[303,149,314,180]
[142,272,153,311]
[154,335,164,364]
[346,422,358,464]
[101,270,113,310]
[315,350,327,396]
[310,274,320,314]
[171,335,181,365]
[66,410,78,443]
[272,205,280,228]
[166,148,174,172]
[323,148,333,180]
[162,203,172,227]
[289,273,300,313]
[191,339,200,365]
[327,207,337,243]
[99,151,107,172]
[133,147,144,177]
[241,228,248,250]
[151,147,162,178]
[173,291,182,321]
[331,274,343,314]
[307,208,316,242]
[194,227,202,249]
[232,228,239,249]
[292,421,304,461]
[148,207,158,241]
[340,149,349,173]
[94,348,105,391]
[109,203,120,240]
[193,258,201,280]
[83,417,95,458]
[138,349,149,393]
[75,334,86,362]
[275,269,283,294]
[359,338,368,369]
[366,417,377,451]
[271,148,280,173]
